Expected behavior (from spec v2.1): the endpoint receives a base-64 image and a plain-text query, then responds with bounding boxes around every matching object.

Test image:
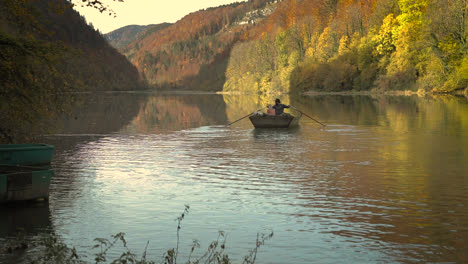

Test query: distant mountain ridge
[105,23,171,49]
[105,0,277,90]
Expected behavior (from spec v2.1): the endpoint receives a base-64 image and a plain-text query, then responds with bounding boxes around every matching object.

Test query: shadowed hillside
[0,0,145,142]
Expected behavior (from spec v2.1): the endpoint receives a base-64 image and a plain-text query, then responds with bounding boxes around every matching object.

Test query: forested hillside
[0,0,144,142]
[108,0,466,94]
[223,0,468,94]
[118,0,275,90]
[105,23,171,49]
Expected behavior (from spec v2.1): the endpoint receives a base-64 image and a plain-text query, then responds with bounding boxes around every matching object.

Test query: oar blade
[290,105,326,127]
[228,108,265,126]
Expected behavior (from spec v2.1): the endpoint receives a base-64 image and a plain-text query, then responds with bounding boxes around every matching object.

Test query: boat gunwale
[249,113,300,128]
[0,144,54,152]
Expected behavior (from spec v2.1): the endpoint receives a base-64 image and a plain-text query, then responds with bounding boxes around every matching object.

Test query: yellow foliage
[316,27,337,62]
[386,21,424,77]
[338,35,350,55]
[417,52,445,91]
[458,57,468,81]
[305,32,320,59]
[434,56,468,93]
[438,38,462,62]
[372,14,399,56]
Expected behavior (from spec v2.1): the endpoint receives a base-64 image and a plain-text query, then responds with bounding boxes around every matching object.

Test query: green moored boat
[0,144,54,166]
[0,166,53,202]
[0,144,55,203]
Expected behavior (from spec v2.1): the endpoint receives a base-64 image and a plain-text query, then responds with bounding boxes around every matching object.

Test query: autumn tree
[373,13,399,57]
[425,0,468,92]
[316,27,338,62]
[379,0,428,90]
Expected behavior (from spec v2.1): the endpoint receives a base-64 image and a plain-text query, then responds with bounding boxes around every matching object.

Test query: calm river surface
[1,93,468,263]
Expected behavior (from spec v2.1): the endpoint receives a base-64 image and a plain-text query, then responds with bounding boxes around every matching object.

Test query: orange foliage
[247,0,377,41]
[122,1,270,89]
[121,0,381,90]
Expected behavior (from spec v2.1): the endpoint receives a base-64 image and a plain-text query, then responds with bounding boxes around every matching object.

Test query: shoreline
[65,88,467,98]
[217,89,467,98]
[303,88,468,97]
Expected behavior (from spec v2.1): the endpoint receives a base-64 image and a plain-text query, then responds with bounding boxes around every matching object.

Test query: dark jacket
[272,103,290,115]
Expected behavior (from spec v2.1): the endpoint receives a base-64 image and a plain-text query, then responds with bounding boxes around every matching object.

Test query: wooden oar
[228,108,265,126]
[290,105,326,127]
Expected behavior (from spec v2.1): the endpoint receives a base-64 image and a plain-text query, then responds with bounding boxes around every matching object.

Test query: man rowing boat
[272,99,290,115]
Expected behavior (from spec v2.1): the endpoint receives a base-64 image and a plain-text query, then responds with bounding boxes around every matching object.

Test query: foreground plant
[3,206,273,264]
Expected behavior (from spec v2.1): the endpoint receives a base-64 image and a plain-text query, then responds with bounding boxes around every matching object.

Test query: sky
[73,0,247,34]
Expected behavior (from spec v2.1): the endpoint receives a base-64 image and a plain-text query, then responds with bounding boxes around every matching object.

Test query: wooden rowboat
[249,113,302,128]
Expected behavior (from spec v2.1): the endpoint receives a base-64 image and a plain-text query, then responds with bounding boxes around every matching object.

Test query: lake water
[1,92,468,263]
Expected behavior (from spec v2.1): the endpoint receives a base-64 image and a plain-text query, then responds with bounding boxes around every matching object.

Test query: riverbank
[304,88,468,98]
[217,89,468,99]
